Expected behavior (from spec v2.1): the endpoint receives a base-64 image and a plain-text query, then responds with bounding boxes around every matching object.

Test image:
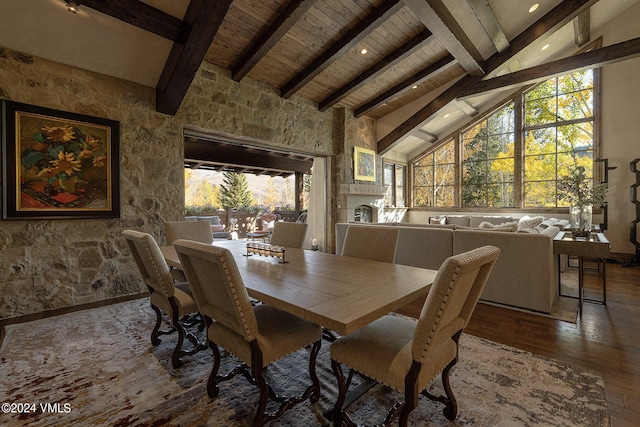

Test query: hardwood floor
[396,261,640,427]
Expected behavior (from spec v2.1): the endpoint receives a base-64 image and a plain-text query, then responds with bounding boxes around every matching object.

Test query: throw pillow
[517,215,544,230]
[479,221,518,232]
[429,216,446,225]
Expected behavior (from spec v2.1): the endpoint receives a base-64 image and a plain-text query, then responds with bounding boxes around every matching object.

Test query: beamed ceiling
[1,0,640,165]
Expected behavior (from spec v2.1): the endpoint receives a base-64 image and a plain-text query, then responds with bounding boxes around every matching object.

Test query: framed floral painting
[354,146,376,182]
[2,101,120,219]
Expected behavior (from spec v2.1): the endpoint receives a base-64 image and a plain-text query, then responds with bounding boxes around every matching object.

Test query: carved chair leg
[331,359,357,427]
[170,301,185,369]
[441,359,458,420]
[251,342,267,427]
[207,342,222,398]
[308,340,321,403]
[399,360,421,427]
[150,304,163,346]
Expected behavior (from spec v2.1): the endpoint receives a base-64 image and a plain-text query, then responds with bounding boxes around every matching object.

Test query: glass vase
[570,205,592,238]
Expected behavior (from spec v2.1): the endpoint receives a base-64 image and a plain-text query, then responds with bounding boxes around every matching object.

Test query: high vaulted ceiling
[1,0,639,159]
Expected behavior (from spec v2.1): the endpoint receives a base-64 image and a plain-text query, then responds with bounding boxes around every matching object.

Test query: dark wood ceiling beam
[460,37,640,98]
[354,54,455,117]
[156,0,233,115]
[404,0,484,75]
[231,0,317,82]
[466,0,509,52]
[76,0,184,41]
[280,0,405,99]
[318,29,433,112]
[185,142,313,174]
[574,10,591,47]
[377,0,600,154]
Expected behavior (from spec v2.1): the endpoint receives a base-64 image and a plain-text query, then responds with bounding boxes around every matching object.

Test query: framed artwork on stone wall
[1,101,120,220]
[353,146,376,182]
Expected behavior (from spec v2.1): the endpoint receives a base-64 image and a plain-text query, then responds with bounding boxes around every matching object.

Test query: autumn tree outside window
[411,68,597,210]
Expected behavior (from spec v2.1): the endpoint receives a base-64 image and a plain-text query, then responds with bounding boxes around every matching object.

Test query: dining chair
[122,230,207,368]
[173,239,322,427]
[341,225,399,263]
[164,221,213,284]
[330,245,500,427]
[165,220,213,245]
[324,225,400,342]
[269,221,308,248]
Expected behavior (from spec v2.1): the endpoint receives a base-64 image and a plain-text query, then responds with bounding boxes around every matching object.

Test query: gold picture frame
[354,146,376,182]
[2,101,120,219]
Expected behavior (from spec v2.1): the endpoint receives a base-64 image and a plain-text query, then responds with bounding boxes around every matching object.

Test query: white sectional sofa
[336,216,568,313]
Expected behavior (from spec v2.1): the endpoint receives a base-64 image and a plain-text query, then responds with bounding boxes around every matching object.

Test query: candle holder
[244,242,287,263]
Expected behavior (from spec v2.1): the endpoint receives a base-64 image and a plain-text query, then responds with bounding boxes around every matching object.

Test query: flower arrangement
[21,123,107,197]
[558,165,608,208]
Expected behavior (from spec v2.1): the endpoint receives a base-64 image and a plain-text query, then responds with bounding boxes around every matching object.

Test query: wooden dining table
[161,240,437,335]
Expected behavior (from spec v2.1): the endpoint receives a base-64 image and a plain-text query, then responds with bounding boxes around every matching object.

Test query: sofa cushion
[446,215,471,227]
[394,227,454,270]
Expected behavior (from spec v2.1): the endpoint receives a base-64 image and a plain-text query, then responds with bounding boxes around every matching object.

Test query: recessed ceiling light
[444,113,450,118]
[412,85,418,89]
[528,3,539,13]
[541,43,550,51]
[359,48,368,55]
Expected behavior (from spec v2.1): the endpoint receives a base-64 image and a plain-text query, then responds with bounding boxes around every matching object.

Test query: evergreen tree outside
[219,172,253,208]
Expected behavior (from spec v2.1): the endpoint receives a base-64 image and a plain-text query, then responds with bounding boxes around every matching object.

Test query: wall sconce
[66,1,79,14]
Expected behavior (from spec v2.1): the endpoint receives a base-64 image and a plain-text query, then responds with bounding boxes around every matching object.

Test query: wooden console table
[553,231,610,312]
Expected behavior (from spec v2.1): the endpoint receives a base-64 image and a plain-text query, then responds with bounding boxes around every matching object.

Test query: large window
[413,140,455,207]
[461,103,515,207]
[523,70,594,207]
[411,69,596,209]
[383,162,406,207]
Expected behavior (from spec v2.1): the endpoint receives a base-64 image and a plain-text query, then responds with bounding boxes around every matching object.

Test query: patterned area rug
[0,299,609,426]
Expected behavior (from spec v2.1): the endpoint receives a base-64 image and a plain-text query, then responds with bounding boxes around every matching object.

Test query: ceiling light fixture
[444,113,450,118]
[541,43,550,51]
[412,85,418,89]
[528,3,539,13]
[65,1,79,13]
[359,48,368,55]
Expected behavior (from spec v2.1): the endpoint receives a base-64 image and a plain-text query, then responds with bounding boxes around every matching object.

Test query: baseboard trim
[0,292,147,349]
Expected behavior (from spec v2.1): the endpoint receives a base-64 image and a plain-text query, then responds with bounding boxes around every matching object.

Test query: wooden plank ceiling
[76,0,640,157]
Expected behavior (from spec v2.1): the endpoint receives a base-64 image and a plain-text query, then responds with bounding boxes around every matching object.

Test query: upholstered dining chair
[173,239,322,427]
[164,221,213,285]
[330,245,500,427]
[341,225,399,263]
[165,220,213,245]
[323,225,400,342]
[269,221,308,248]
[122,230,207,368]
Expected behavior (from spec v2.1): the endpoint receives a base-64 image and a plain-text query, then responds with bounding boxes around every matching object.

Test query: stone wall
[0,47,335,319]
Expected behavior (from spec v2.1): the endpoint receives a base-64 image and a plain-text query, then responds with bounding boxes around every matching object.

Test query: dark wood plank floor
[396,261,640,427]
